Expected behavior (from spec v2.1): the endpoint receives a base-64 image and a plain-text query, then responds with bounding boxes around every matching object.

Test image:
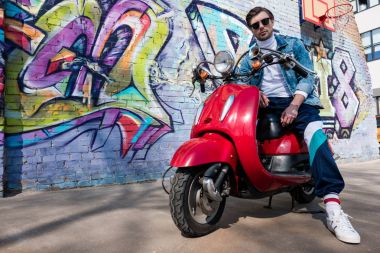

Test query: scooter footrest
[260,154,310,174]
[272,171,311,177]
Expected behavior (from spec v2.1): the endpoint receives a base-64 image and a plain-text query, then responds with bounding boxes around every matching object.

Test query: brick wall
[0,0,4,194]
[1,0,378,193]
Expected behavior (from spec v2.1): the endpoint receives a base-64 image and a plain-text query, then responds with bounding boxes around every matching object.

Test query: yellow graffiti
[5,0,171,134]
[313,56,335,118]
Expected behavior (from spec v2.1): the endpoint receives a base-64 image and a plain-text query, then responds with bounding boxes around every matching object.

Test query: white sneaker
[326,209,361,244]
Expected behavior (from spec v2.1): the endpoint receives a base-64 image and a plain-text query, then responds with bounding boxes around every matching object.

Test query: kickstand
[291,195,295,211]
[264,195,273,209]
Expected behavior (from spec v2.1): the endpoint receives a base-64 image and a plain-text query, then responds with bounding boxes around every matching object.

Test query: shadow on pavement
[0,183,166,252]
[218,193,326,230]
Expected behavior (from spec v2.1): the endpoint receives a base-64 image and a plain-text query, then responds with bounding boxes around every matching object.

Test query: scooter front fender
[170,133,237,169]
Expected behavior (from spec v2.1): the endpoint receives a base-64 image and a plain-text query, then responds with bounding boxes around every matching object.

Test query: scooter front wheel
[169,167,226,237]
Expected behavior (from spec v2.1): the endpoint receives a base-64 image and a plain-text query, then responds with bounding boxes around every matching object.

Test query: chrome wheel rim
[187,171,221,224]
[302,184,315,195]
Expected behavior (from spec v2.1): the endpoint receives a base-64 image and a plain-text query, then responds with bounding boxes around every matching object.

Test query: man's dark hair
[246,7,274,25]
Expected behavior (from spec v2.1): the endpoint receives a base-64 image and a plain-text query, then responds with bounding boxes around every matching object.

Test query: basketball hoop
[319,3,353,32]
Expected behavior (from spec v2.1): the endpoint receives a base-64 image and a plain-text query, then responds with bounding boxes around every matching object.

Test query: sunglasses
[249,18,271,30]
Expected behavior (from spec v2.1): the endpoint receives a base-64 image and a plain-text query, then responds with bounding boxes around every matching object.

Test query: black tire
[290,182,316,204]
[169,167,226,237]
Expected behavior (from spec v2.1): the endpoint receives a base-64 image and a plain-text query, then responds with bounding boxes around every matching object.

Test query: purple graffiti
[330,48,359,138]
[9,0,172,158]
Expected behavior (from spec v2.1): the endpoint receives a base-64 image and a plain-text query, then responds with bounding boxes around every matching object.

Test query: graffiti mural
[0,0,376,191]
[308,39,360,139]
[0,0,4,193]
[5,0,174,158]
[186,1,360,140]
[186,1,253,67]
[3,0,255,157]
[329,48,359,138]
[0,1,4,126]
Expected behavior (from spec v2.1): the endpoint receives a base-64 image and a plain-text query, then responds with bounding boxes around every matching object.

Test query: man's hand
[281,104,299,126]
[281,94,305,126]
[260,92,270,108]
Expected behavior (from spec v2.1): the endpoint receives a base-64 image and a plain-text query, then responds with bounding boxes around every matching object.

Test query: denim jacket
[237,34,323,108]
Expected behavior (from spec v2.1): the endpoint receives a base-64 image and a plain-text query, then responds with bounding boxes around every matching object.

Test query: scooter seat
[256,112,285,142]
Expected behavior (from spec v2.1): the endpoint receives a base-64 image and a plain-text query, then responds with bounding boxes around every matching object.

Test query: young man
[238,6,360,244]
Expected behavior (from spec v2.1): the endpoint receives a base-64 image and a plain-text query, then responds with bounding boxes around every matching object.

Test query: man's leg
[295,104,360,244]
[303,121,345,197]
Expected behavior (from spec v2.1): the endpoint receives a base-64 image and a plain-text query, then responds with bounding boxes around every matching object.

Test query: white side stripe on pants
[304,121,324,148]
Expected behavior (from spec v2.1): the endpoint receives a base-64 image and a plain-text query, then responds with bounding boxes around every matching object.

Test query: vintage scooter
[167,46,317,237]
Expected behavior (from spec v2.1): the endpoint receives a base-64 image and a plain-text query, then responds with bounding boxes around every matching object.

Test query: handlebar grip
[200,81,206,93]
[292,64,309,78]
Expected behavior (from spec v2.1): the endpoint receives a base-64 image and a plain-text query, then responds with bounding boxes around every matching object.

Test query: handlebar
[252,47,315,78]
[192,47,316,92]
[292,63,309,78]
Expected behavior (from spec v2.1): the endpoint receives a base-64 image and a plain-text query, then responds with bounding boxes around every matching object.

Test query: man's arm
[293,39,315,97]
[236,53,270,108]
[235,54,254,84]
[281,39,314,126]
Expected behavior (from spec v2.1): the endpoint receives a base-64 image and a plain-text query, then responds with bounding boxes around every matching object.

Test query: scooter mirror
[263,54,274,64]
[251,46,262,59]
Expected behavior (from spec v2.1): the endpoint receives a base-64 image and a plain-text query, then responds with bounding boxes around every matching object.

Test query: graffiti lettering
[330,48,359,138]
[313,56,335,135]
[186,1,253,70]
[308,40,360,139]
[5,0,173,158]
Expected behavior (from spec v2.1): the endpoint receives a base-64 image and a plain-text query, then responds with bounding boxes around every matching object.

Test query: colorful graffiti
[187,1,359,139]
[5,0,174,158]
[186,1,253,67]
[330,48,359,138]
[2,0,362,157]
[309,40,360,139]
[0,0,376,192]
[0,0,4,193]
[2,0,255,160]
[0,2,4,121]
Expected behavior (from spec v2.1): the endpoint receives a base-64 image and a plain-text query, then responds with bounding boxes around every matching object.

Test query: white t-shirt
[256,35,292,98]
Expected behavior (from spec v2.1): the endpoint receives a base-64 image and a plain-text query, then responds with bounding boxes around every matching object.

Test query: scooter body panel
[258,133,309,155]
[170,133,238,170]
[191,84,311,193]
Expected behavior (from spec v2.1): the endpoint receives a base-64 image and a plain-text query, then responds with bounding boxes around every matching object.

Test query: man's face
[248,11,274,41]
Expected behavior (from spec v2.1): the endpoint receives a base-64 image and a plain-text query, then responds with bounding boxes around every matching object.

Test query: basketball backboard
[301,0,336,31]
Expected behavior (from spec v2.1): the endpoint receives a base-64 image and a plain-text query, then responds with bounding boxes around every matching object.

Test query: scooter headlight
[220,95,234,121]
[214,51,235,75]
[194,103,204,125]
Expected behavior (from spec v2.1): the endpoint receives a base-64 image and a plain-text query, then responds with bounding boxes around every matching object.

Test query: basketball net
[319,1,353,33]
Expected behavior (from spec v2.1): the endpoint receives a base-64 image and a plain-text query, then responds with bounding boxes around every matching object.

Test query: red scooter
[167,47,317,237]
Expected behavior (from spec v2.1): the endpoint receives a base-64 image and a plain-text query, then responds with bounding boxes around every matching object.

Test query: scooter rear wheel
[169,167,226,237]
[290,182,316,204]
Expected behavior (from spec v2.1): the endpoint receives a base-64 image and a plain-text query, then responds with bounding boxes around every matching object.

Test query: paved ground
[0,159,379,253]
